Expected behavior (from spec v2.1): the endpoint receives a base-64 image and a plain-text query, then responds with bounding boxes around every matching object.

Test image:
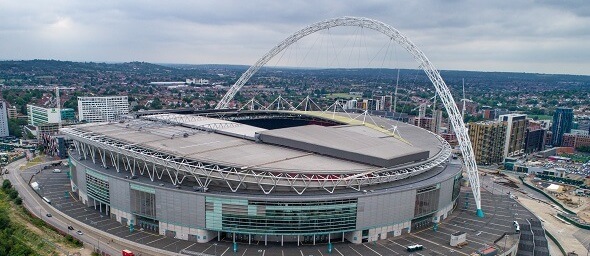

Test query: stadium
[63,109,463,246]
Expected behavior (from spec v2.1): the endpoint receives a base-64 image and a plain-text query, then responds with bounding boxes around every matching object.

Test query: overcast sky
[1,0,589,75]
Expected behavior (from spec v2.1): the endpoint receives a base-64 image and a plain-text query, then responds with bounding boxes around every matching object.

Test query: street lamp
[214,243,218,256]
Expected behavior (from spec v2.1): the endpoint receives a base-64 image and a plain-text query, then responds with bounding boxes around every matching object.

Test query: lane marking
[347,245,364,255]
[362,243,382,256]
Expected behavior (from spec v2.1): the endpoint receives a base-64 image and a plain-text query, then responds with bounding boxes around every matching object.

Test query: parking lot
[27,165,538,256]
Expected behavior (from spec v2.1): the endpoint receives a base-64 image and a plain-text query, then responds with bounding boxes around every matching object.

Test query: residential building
[551,108,573,146]
[562,133,590,149]
[498,114,528,157]
[7,106,17,119]
[412,117,434,132]
[562,133,576,147]
[78,96,129,123]
[524,128,545,154]
[0,101,9,137]
[27,104,61,126]
[468,121,507,165]
[380,95,393,112]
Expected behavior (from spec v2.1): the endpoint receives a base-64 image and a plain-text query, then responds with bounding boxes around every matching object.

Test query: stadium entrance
[137,216,159,233]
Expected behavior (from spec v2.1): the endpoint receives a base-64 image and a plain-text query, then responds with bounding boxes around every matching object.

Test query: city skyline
[1,0,590,75]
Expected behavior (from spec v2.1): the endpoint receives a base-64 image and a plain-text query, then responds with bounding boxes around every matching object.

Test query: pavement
[481,169,590,255]
[5,159,549,256]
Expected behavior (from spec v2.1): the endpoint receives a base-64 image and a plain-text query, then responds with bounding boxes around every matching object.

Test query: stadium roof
[72,111,443,174]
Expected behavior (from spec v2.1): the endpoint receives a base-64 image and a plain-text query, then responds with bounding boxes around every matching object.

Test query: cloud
[0,0,589,75]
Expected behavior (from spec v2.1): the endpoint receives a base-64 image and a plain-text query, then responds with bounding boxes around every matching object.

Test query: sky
[1,0,589,75]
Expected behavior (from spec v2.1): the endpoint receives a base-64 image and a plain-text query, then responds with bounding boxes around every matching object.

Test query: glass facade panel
[130,186,156,218]
[205,197,357,235]
[414,185,440,217]
[86,169,110,204]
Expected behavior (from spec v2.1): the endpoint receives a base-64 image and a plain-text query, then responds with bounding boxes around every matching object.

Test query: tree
[7,118,27,138]
[150,98,162,109]
[577,146,590,153]
[2,180,11,190]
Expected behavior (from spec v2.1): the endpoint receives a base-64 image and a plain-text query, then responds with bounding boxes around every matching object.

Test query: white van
[53,169,62,173]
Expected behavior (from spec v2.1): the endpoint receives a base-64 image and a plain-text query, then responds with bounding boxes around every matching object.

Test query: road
[4,159,160,256]
[479,168,588,255]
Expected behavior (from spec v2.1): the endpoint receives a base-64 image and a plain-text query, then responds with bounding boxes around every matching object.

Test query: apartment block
[78,96,129,123]
[468,121,507,165]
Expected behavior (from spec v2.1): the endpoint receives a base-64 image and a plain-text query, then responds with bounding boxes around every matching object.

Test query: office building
[78,96,129,123]
[468,121,507,165]
[61,108,76,122]
[0,101,9,137]
[498,114,528,157]
[551,108,573,146]
[27,104,62,126]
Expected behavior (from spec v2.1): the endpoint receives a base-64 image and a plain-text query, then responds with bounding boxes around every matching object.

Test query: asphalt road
[4,159,169,256]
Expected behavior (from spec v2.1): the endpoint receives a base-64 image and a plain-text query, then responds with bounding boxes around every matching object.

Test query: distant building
[483,108,509,120]
[524,128,545,154]
[60,108,76,122]
[498,114,528,157]
[186,78,209,85]
[357,99,377,111]
[0,101,9,137]
[27,104,62,126]
[6,106,17,119]
[380,95,393,112]
[551,107,573,146]
[562,133,576,147]
[433,110,443,134]
[78,96,129,123]
[412,117,434,132]
[441,133,458,147]
[458,99,478,116]
[562,133,590,149]
[468,121,507,165]
[343,99,357,110]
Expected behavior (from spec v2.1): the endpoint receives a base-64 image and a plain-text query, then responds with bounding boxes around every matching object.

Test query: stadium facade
[63,110,462,245]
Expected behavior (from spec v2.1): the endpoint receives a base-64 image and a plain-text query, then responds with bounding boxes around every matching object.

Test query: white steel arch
[216,16,483,217]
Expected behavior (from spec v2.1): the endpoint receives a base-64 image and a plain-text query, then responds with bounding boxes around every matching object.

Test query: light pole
[214,243,218,256]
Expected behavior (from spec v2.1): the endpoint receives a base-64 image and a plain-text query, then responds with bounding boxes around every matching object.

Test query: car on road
[76,230,83,235]
[46,213,52,217]
[67,226,74,230]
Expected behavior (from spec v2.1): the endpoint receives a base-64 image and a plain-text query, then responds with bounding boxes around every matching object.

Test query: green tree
[150,98,162,109]
[2,180,11,190]
[577,146,590,153]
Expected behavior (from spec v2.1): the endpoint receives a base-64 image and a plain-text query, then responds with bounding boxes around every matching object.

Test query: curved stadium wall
[65,110,462,245]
